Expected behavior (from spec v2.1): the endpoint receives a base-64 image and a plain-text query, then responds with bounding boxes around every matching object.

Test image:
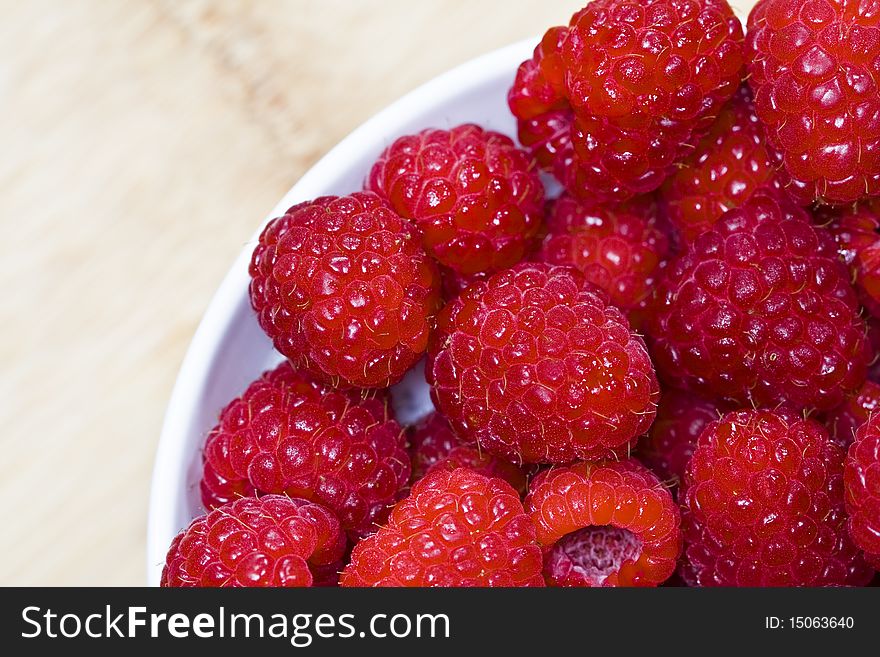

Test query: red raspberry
[249,192,441,389]
[747,0,880,205]
[340,468,544,587]
[428,262,659,464]
[845,413,880,567]
[814,200,880,318]
[161,495,346,587]
[537,193,670,314]
[659,85,781,242]
[526,460,681,586]
[681,409,873,586]
[408,411,528,495]
[201,362,409,538]
[649,187,870,411]
[825,380,880,449]
[365,125,545,276]
[509,27,574,176]
[509,0,745,203]
[637,389,731,487]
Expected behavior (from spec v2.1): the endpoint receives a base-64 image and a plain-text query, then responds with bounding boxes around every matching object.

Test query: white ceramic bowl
[146,38,538,584]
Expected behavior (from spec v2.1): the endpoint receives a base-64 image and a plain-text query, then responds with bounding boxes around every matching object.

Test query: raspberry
[509,27,573,176]
[681,409,873,586]
[649,187,870,411]
[200,458,256,510]
[340,468,544,586]
[201,362,409,538]
[161,495,346,587]
[249,192,441,389]
[845,413,880,567]
[537,193,670,314]
[660,85,781,242]
[366,125,545,275]
[637,389,731,488]
[868,316,880,381]
[814,200,880,318]
[428,262,659,464]
[825,380,880,449]
[408,411,528,495]
[439,267,488,303]
[509,0,745,203]
[747,0,880,205]
[526,460,681,586]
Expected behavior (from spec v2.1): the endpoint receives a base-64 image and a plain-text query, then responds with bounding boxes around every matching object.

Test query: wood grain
[0,0,757,584]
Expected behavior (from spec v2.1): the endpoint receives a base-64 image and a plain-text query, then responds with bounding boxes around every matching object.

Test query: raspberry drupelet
[340,468,545,587]
[408,411,528,495]
[637,388,732,489]
[428,262,659,464]
[537,193,670,316]
[648,187,870,412]
[681,409,873,586]
[814,200,880,318]
[526,460,681,586]
[161,495,346,587]
[845,413,880,568]
[747,0,880,205]
[824,380,880,449]
[509,0,745,203]
[201,362,409,538]
[660,85,780,243]
[248,192,441,389]
[366,125,545,276]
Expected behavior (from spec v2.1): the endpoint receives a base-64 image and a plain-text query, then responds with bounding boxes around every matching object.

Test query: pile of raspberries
[162,0,880,588]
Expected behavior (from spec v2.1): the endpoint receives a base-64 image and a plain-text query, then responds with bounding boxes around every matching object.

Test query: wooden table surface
[0,0,756,585]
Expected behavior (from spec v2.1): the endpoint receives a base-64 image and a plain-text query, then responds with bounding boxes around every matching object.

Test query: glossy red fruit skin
[248,192,441,389]
[340,468,545,587]
[845,413,880,568]
[660,85,781,242]
[366,125,545,276]
[201,362,409,538]
[428,262,659,464]
[814,200,880,318]
[648,187,869,412]
[637,389,731,488]
[408,411,528,495]
[509,27,574,176]
[824,380,880,449]
[161,495,346,587]
[440,267,489,303]
[681,409,873,587]
[509,0,745,203]
[537,193,669,314]
[747,0,880,205]
[526,460,681,587]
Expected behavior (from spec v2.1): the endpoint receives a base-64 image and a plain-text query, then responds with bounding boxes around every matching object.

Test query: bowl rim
[145,37,536,584]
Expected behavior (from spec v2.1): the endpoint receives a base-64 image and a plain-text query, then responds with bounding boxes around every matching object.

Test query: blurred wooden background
[0,0,755,584]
